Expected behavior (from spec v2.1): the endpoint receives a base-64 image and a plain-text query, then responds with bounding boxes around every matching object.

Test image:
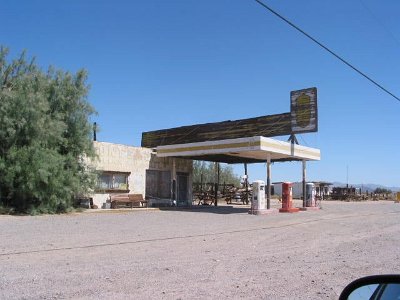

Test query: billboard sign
[290,87,318,133]
[142,87,319,148]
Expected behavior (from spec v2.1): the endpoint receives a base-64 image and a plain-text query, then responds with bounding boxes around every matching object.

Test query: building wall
[89,141,193,208]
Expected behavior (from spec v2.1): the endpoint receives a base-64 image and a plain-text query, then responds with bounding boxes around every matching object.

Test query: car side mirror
[339,275,400,300]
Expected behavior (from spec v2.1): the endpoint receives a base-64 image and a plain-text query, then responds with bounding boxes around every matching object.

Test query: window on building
[97,172,130,192]
[146,170,171,199]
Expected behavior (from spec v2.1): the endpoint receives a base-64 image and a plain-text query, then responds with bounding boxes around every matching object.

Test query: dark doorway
[145,170,171,199]
[177,172,189,206]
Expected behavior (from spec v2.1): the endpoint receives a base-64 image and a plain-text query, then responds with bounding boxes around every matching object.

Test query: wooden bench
[110,194,148,209]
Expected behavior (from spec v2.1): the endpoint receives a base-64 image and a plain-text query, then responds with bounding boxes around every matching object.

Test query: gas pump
[300,182,320,211]
[279,182,299,213]
[248,180,275,215]
[306,183,316,207]
[251,180,265,211]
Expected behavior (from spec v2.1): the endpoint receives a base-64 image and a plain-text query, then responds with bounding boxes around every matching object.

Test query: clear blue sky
[1,0,399,187]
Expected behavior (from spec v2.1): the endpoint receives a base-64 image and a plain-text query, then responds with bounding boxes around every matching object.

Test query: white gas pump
[252,180,266,211]
[306,183,316,207]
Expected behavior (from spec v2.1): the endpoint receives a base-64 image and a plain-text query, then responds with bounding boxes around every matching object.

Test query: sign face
[290,87,318,134]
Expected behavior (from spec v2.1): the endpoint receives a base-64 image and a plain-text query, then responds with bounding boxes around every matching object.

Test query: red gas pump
[279,182,300,213]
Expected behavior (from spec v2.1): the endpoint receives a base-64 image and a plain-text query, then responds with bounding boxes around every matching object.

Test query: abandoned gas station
[136,87,321,214]
[89,88,320,214]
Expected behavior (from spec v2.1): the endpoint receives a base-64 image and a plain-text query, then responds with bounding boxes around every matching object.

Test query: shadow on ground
[157,205,250,214]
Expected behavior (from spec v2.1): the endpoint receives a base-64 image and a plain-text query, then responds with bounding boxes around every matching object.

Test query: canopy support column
[302,160,306,208]
[214,162,220,206]
[244,163,249,205]
[266,156,271,210]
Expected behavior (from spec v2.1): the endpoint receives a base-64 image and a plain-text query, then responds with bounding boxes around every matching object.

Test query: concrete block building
[89,141,193,208]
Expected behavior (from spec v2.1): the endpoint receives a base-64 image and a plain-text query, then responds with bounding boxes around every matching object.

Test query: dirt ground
[1,200,400,299]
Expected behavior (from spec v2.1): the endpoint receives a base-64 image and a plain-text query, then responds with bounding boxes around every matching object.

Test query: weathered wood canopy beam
[141,113,291,148]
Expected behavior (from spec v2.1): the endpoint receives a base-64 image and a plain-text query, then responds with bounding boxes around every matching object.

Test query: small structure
[313,181,333,198]
[331,186,360,200]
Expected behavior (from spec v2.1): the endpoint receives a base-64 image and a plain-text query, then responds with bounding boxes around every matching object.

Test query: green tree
[0,47,96,213]
[193,161,240,187]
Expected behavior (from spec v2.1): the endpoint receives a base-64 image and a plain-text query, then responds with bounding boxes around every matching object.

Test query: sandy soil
[1,200,400,299]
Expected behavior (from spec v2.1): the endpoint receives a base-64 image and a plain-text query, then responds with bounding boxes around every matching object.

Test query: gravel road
[1,200,400,299]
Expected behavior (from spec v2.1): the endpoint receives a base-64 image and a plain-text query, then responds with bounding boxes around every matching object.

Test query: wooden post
[172,158,177,201]
[302,160,306,208]
[267,157,271,210]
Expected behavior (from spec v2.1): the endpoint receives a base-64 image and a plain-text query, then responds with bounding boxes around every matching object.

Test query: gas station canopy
[144,88,321,211]
[156,136,320,164]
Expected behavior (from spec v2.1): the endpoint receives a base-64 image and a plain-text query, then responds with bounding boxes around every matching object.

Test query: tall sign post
[290,87,318,208]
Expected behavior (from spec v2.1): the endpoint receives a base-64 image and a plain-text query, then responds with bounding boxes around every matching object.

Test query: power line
[358,0,400,48]
[299,134,308,147]
[254,0,400,103]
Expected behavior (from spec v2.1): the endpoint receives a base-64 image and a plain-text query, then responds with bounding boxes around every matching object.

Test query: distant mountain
[331,182,400,192]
